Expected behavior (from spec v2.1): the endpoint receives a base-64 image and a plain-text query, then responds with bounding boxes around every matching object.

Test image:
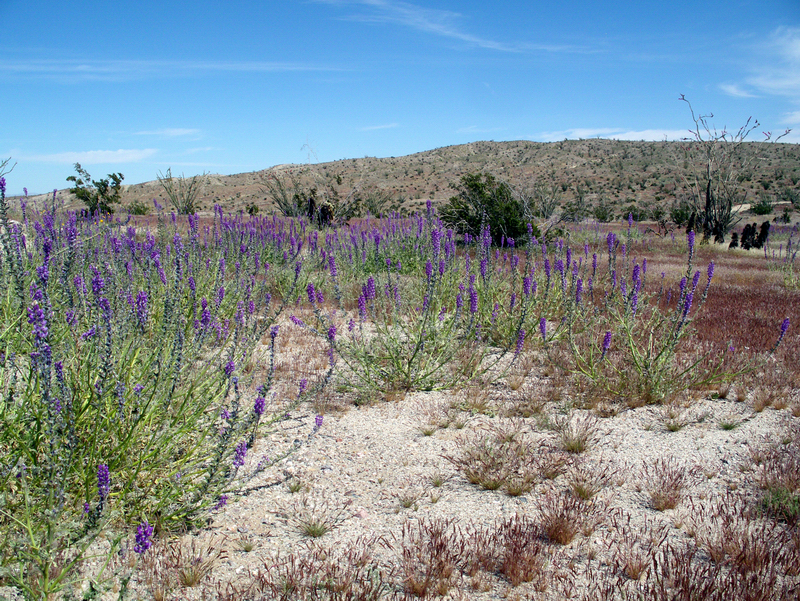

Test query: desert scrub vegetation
[1,158,799,599]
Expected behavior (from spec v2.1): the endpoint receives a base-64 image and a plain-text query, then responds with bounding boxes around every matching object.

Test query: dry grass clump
[537,487,600,545]
[566,460,615,500]
[217,535,392,600]
[639,456,699,511]
[393,518,467,598]
[755,420,800,525]
[608,511,669,581]
[277,492,353,538]
[555,412,599,454]
[444,423,541,495]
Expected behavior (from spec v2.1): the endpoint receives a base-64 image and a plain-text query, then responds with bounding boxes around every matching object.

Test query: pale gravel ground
[105,379,797,600]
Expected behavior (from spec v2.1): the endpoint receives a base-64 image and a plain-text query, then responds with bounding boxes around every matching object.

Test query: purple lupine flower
[707,261,715,282]
[632,264,641,285]
[358,294,367,320]
[135,291,148,328]
[81,326,97,340]
[217,286,225,306]
[366,277,376,300]
[631,291,638,315]
[307,282,316,303]
[295,261,302,278]
[328,255,337,278]
[290,315,305,326]
[425,261,433,280]
[90,269,105,296]
[314,414,323,432]
[575,278,583,305]
[682,292,694,318]
[298,379,308,395]
[327,324,337,343]
[224,361,236,377]
[774,318,790,351]
[480,257,488,280]
[254,396,265,417]
[691,270,700,292]
[188,276,196,292]
[510,293,517,311]
[134,521,154,554]
[431,228,441,258]
[515,329,525,356]
[601,331,612,360]
[456,293,463,311]
[628,212,633,228]
[213,495,229,511]
[539,317,547,342]
[544,258,551,280]
[233,441,247,468]
[97,464,110,501]
[607,232,615,255]
[0,177,6,196]
[439,258,446,276]
[348,318,356,331]
[687,231,695,256]
[469,285,478,314]
[679,277,687,296]
[523,276,532,296]
[316,290,324,304]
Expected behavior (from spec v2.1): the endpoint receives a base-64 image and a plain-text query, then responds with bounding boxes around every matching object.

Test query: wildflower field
[1,179,799,600]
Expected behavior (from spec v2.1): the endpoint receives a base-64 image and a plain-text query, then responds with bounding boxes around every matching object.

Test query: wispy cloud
[740,27,800,97]
[135,128,201,137]
[456,125,505,134]
[719,83,758,98]
[783,110,800,125]
[534,128,686,142]
[359,123,400,131]
[316,0,583,53]
[23,149,158,164]
[0,60,340,82]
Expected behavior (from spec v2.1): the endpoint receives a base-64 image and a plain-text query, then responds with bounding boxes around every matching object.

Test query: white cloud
[23,149,158,164]
[743,27,800,97]
[533,128,687,142]
[135,128,201,137]
[783,110,800,125]
[359,123,400,131]
[316,0,585,53]
[456,125,505,134]
[0,60,339,82]
[719,83,758,98]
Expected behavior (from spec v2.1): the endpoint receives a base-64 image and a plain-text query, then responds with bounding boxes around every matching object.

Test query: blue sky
[1,0,798,196]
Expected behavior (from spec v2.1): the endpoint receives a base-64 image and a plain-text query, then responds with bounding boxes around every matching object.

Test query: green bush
[440,173,535,245]
[66,163,124,215]
[750,194,774,216]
